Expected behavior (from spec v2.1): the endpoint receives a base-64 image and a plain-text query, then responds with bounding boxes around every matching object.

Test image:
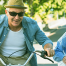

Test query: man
[0,0,54,66]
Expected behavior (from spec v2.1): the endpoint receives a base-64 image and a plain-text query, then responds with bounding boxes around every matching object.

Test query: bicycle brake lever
[40,51,54,63]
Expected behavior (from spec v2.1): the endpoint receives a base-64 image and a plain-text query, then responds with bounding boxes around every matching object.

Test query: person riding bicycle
[0,0,55,66]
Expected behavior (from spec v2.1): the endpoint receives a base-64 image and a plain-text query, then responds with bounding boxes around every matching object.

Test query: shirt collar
[4,14,9,28]
[22,16,27,29]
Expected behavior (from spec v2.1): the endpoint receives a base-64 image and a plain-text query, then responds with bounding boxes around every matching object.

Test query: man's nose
[15,14,19,19]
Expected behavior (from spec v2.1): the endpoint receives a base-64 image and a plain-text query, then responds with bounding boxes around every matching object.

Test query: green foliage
[3,0,8,5]
[0,5,5,14]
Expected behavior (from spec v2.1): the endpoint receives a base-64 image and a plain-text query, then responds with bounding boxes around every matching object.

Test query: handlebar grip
[41,51,48,57]
[40,51,54,63]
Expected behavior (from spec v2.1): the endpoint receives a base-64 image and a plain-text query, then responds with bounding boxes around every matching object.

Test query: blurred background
[0,0,66,66]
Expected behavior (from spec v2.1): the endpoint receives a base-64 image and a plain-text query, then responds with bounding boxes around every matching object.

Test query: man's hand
[63,56,66,64]
[45,48,55,57]
[44,43,55,57]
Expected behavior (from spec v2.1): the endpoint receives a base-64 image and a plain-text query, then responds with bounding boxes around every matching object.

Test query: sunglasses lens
[9,12,17,16]
[18,12,24,16]
[9,12,24,17]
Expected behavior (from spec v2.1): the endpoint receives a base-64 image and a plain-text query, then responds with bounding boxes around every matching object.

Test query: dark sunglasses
[8,11,25,17]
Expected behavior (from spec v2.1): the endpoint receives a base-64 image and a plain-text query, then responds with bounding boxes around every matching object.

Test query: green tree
[0,5,5,14]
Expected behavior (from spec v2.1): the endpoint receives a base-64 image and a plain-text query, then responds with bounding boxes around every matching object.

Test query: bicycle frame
[0,50,54,66]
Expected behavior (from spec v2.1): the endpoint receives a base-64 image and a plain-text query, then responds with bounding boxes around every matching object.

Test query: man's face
[5,8,24,27]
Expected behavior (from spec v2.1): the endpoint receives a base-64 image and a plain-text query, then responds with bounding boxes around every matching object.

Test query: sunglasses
[8,11,25,17]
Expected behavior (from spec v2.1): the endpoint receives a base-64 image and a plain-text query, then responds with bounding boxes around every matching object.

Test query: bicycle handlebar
[0,50,54,66]
[40,51,54,63]
[32,50,54,63]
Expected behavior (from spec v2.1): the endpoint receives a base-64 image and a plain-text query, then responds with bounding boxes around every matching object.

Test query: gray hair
[6,8,10,11]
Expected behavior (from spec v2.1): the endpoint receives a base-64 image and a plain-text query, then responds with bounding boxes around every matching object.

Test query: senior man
[0,0,54,66]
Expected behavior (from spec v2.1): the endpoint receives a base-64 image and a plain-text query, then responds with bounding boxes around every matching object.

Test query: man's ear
[5,10,8,16]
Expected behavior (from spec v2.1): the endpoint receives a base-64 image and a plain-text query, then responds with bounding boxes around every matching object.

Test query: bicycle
[0,50,54,66]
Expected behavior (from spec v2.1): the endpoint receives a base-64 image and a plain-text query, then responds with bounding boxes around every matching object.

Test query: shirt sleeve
[53,32,66,62]
[35,26,53,48]
[53,41,64,62]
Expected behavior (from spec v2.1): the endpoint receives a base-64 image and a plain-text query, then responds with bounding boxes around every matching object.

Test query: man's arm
[44,43,55,57]
[31,20,55,57]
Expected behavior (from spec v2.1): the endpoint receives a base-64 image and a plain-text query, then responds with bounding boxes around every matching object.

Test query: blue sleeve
[53,41,64,62]
[35,26,53,48]
[53,32,66,62]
